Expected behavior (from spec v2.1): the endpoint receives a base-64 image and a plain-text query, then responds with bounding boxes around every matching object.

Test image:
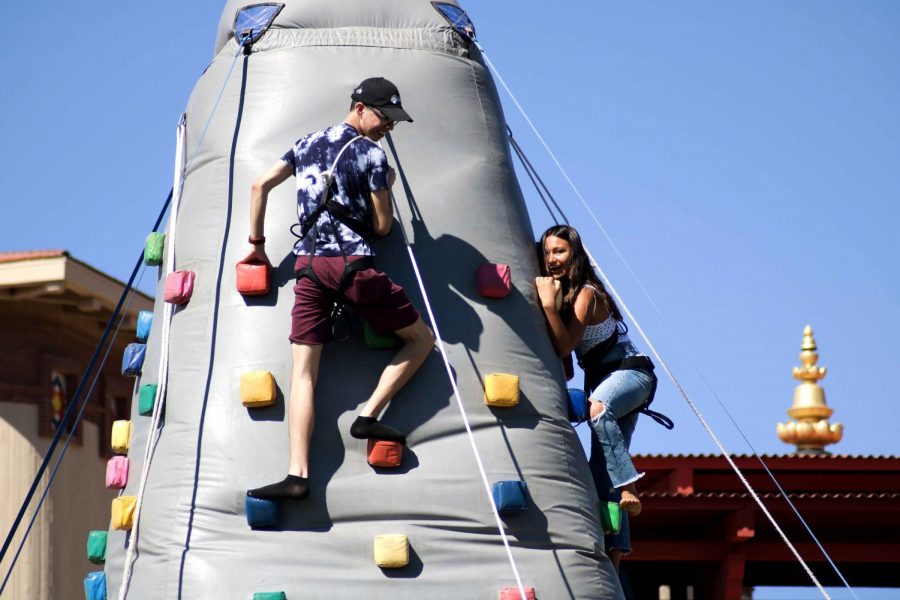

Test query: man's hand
[240,245,273,269]
[535,276,561,311]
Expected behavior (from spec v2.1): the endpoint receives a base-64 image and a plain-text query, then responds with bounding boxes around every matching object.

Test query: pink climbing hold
[164,270,196,305]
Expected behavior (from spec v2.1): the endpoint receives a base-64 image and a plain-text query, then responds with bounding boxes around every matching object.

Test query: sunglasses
[366,105,395,126]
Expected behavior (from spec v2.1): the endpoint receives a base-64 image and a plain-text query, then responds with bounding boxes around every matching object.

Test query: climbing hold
[499,586,536,600]
[86,530,108,564]
[136,310,153,342]
[477,262,512,298]
[139,383,158,416]
[144,232,165,267]
[240,371,276,407]
[599,501,622,535]
[121,343,146,376]
[111,420,131,454]
[111,496,137,531]
[567,388,588,423]
[105,456,129,489]
[236,261,271,296]
[83,570,107,600]
[363,321,400,349]
[367,439,403,468]
[245,496,279,529]
[374,534,409,568]
[491,480,528,515]
[253,593,287,600]
[164,270,196,305]
[484,373,520,407]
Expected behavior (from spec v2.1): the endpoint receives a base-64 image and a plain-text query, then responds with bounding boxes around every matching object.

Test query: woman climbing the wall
[535,224,665,569]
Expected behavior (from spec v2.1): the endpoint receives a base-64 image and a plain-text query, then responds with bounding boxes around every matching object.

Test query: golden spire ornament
[777,325,843,453]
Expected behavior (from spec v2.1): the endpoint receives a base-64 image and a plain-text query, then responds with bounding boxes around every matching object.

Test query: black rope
[177,50,249,599]
[507,126,569,226]
[0,190,173,566]
[0,268,145,594]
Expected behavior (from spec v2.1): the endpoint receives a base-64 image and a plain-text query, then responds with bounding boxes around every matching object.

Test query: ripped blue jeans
[585,341,654,491]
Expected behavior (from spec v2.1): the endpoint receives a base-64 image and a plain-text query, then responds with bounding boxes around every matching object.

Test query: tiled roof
[635,453,900,460]
[643,491,900,500]
[0,249,67,263]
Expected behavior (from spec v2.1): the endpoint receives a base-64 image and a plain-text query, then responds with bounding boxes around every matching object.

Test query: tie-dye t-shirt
[281,123,389,256]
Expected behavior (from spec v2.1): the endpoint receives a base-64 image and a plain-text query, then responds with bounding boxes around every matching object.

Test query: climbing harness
[486,39,852,598]
[383,133,530,600]
[575,321,675,431]
[291,134,379,340]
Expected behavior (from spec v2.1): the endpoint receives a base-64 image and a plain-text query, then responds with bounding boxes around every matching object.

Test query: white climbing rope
[117,37,251,598]
[476,41,841,600]
[382,136,529,600]
[117,112,186,600]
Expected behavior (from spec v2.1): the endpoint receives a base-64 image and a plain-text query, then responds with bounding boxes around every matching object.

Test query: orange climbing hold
[236,261,271,296]
[367,439,403,468]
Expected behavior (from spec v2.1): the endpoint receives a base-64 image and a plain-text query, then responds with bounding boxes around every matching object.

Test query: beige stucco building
[0,250,152,598]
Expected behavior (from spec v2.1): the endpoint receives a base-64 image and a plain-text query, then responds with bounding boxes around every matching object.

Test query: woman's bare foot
[619,483,642,517]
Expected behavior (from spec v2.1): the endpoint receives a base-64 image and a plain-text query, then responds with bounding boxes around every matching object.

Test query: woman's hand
[535,276,561,311]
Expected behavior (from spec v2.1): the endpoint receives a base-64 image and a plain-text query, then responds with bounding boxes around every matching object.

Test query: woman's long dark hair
[538,225,623,322]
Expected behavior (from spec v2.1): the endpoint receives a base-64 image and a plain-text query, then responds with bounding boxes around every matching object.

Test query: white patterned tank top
[573,285,629,359]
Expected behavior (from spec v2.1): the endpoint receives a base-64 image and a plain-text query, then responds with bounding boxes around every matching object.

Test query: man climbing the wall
[242,77,434,500]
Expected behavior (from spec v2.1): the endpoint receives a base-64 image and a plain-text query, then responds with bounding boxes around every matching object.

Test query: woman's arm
[536,282,608,357]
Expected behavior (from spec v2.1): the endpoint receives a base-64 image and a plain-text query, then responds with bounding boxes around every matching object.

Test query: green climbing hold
[86,530,107,564]
[144,232,165,266]
[363,321,399,349]
[599,501,621,535]
[139,383,158,416]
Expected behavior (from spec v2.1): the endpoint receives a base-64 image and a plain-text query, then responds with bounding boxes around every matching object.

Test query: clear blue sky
[2,3,897,598]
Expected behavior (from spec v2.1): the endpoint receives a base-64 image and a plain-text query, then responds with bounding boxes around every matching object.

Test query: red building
[624,453,900,599]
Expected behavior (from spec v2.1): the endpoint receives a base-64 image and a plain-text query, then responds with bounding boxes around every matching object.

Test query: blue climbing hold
[83,570,107,600]
[122,343,146,376]
[492,480,528,515]
[567,388,588,423]
[136,310,153,342]
[246,496,279,529]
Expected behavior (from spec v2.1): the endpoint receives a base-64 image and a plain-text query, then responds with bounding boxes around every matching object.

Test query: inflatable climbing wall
[98,2,625,598]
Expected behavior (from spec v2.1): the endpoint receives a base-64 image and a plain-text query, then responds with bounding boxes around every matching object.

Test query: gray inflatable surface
[105,2,624,598]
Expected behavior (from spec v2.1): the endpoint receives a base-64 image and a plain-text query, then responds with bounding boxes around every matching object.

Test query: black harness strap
[292,135,378,339]
[579,326,675,430]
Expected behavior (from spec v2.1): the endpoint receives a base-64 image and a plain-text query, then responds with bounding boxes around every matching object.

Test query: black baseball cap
[351,77,413,123]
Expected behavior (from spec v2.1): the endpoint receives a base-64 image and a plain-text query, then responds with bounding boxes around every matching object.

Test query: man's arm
[243,160,293,265]
[370,166,396,237]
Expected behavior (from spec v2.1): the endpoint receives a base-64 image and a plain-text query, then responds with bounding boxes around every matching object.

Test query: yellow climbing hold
[484,373,520,407]
[241,371,277,408]
[374,534,409,568]
[111,420,131,454]
[111,496,137,531]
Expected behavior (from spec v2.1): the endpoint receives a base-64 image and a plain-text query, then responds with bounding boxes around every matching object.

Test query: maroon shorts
[290,255,420,345]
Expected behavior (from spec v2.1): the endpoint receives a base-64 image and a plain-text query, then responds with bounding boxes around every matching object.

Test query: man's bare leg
[247,343,322,499]
[350,318,434,443]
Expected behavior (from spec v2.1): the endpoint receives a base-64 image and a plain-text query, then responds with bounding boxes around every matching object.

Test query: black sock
[247,474,309,500]
[350,416,406,445]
